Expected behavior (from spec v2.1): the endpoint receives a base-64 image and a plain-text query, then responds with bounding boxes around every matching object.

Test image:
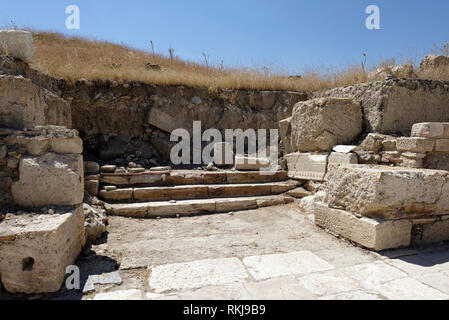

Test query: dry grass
[27,31,449,92]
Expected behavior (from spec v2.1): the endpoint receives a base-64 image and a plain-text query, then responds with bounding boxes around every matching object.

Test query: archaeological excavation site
[1,29,449,301]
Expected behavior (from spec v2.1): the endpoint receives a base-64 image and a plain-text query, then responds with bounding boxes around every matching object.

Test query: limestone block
[234,156,271,171]
[322,164,449,218]
[85,180,99,197]
[333,145,357,153]
[396,138,435,153]
[314,202,412,251]
[435,139,449,152]
[328,152,358,165]
[4,135,50,156]
[279,117,293,154]
[382,139,397,151]
[411,219,449,246]
[285,152,328,181]
[147,107,191,134]
[399,157,423,169]
[420,55,449,71]
[356,133,393,153]
[0,206,85,293]
[100,188,133,201]
[290,98,362,152]
[0,75,71,130]
[51,136,83,154]
[213,142,234,166]
[411,122,449,139]
[0,30,34,61]
[314,80,449,136]
[12,153,84,207]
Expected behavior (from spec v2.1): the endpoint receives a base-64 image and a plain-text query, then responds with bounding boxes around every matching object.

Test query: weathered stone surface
[290,98,362,152]
[149,258,248,293]
[435,139,449,152]
[83,204,107,242]
[51,136,83,154]
[411,219,449,245]
[147,107,191,134]
[226,171,288,184]
[285,152,328,181]
[242,251,334,281]
[100,188,133,201]
[356,133,393,153]
[368,64,415,80]
[245,276,316,300]
[4,135,50,156]
[179,283,251,300]
[0,75,71,130]
[298,270,360,297]
[84,161,100,175]
[287,187,312,198]
[134,185,208,201]
[375,277,449,300]
[213,142,234,167]
[342,261,407,290]
[234,156,271,171]
[314,79,449,136]
[396,137,435,153]
[314,202,412,251]
[101,165,117,173]
[215,198,257,212]
[0,144,7,159]
[0,30,34,61]
[328,152,358,165]
[0,206,85,293]
[322,164,449,218]
[411,122,449,139]
[12,153,84,207]
[83,271,122,293]
[420,55,449,72]
[279,117,293,155]
[85,180,99,196]
[256,195,294,208]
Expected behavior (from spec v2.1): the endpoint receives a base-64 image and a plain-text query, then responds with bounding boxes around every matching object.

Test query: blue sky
[1,0,448,74]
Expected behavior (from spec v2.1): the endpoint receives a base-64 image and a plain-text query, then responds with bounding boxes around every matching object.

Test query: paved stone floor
[3,201,449,300]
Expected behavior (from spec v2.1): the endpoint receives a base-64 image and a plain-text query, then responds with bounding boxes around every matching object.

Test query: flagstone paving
[4,202,449,300]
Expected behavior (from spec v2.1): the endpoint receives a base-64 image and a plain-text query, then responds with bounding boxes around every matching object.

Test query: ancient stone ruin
[1,30,449,296]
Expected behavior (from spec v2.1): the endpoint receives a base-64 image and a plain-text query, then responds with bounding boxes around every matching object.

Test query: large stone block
[0,206,85,293]
[420,55,449,71]
[147,107,191,134]
[0,75,71,130]
[12,153,84,207]
[322,164,449,219]
[314,202,412,251]
[285,152,328,181]
[328,152,358,165]
[0,30,34,62]
[314,79,449,136]
[395,137,435,153]
[411,122,449,139]
[290,98,363,152]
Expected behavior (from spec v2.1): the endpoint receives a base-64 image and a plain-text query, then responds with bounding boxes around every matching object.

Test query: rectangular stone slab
[285,152,328,181]
[0,206,85,293]
[323,164,449,219]
[314,202,412,251]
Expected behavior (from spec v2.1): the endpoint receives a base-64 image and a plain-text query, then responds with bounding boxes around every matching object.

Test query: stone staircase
[100,169,298,218]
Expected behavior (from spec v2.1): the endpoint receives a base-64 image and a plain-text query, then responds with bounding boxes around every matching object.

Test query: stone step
[105,195,295,218]
[100,170,289,187]
[100,181,299,202]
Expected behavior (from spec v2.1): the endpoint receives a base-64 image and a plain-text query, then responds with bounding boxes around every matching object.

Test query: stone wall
[0,126,84,209]
[314,79,449,136]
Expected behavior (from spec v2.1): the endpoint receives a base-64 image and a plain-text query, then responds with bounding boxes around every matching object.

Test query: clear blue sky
[1,0,448,74]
